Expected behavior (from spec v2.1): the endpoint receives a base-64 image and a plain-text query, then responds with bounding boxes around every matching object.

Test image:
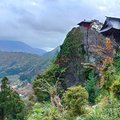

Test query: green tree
[103,64,116,94]
[85,71,100,104]
[0,77,11,120]
[0,77,26,120]
[8,91,26,120]
[33,64,65,102]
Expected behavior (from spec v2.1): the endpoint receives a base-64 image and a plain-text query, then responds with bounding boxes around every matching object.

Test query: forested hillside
[0,46,59,82]
[0,51,46,82]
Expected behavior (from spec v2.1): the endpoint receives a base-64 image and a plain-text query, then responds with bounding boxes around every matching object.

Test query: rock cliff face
[56,20,105,88]
[79,25,105,63]
[56,27,85,88]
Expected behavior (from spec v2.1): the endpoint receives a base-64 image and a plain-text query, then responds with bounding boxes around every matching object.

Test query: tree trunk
[51,95,62,112]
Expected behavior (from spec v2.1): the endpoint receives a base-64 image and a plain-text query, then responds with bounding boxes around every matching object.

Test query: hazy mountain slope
[0,46,59,82]
[0,51,46,81]
[42,46,60,59]
[0,40,46,55]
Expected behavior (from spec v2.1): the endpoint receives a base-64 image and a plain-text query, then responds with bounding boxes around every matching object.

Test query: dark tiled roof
[100,17,120,34]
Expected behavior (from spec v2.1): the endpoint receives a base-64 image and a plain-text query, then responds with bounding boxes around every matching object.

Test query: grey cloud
[0,0,120,50]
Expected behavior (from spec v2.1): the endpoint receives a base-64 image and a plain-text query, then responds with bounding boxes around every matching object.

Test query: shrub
[114,57,120,75]
[77,98,120,120]
[33,64,65,102]
[27,102,50,120]
[27,102,67,120]
[103,64,116,93]
[63,85,88,116]
[112,75,120,100]
[43,106,65,120]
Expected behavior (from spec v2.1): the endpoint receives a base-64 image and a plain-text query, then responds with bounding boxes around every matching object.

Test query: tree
[33,77,63,112]
[33,64,66,112]
[8,91,26,120]
[0,77,26,120]
[0,77,11,120]
[63,85,88,116]
[85,71,100,104]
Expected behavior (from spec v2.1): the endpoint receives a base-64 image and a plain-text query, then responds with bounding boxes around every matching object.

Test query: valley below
[0,41,59,99]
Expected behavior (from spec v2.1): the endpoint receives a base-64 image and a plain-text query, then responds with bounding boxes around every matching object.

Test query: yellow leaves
[104,37,114,64]
[104,56,113,64]
[95,37,114,88]
[105,37,113,50]
[85,37,115,88]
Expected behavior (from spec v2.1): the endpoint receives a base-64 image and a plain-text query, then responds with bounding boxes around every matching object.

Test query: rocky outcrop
[56,20,105,88]
[56,27,85,88]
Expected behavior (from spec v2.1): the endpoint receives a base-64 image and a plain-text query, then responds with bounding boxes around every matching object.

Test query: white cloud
[98,6,107,11]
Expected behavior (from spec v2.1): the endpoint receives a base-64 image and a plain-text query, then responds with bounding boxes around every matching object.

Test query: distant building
[77,20,92,29]
[100,17,120,45]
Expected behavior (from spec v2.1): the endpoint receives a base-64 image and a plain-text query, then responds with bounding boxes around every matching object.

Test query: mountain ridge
[0,40,46,56]
[0,46,59,82]
[0,51,44,81]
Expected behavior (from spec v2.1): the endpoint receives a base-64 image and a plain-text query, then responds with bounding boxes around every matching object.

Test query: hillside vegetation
[30,26,120,120]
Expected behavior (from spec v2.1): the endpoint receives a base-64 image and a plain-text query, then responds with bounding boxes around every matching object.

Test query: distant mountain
[0,40,60,82]
[0,51,48,82]
[42,46,60,59]
[0,46,60,82]
[0,40,46,56]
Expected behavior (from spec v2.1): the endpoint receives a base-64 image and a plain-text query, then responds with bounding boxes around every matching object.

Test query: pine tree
[85,71,100,104]
[0,77,26,120]
[0,77,10,120]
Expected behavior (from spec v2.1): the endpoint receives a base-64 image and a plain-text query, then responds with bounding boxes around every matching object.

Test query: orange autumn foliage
[98,37,114,87]
[89,37,114,88]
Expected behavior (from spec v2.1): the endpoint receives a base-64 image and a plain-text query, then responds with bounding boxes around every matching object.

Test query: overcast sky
[0,0,120,51]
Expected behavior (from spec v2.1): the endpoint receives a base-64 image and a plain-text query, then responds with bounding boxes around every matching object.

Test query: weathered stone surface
[56,20,106,88]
